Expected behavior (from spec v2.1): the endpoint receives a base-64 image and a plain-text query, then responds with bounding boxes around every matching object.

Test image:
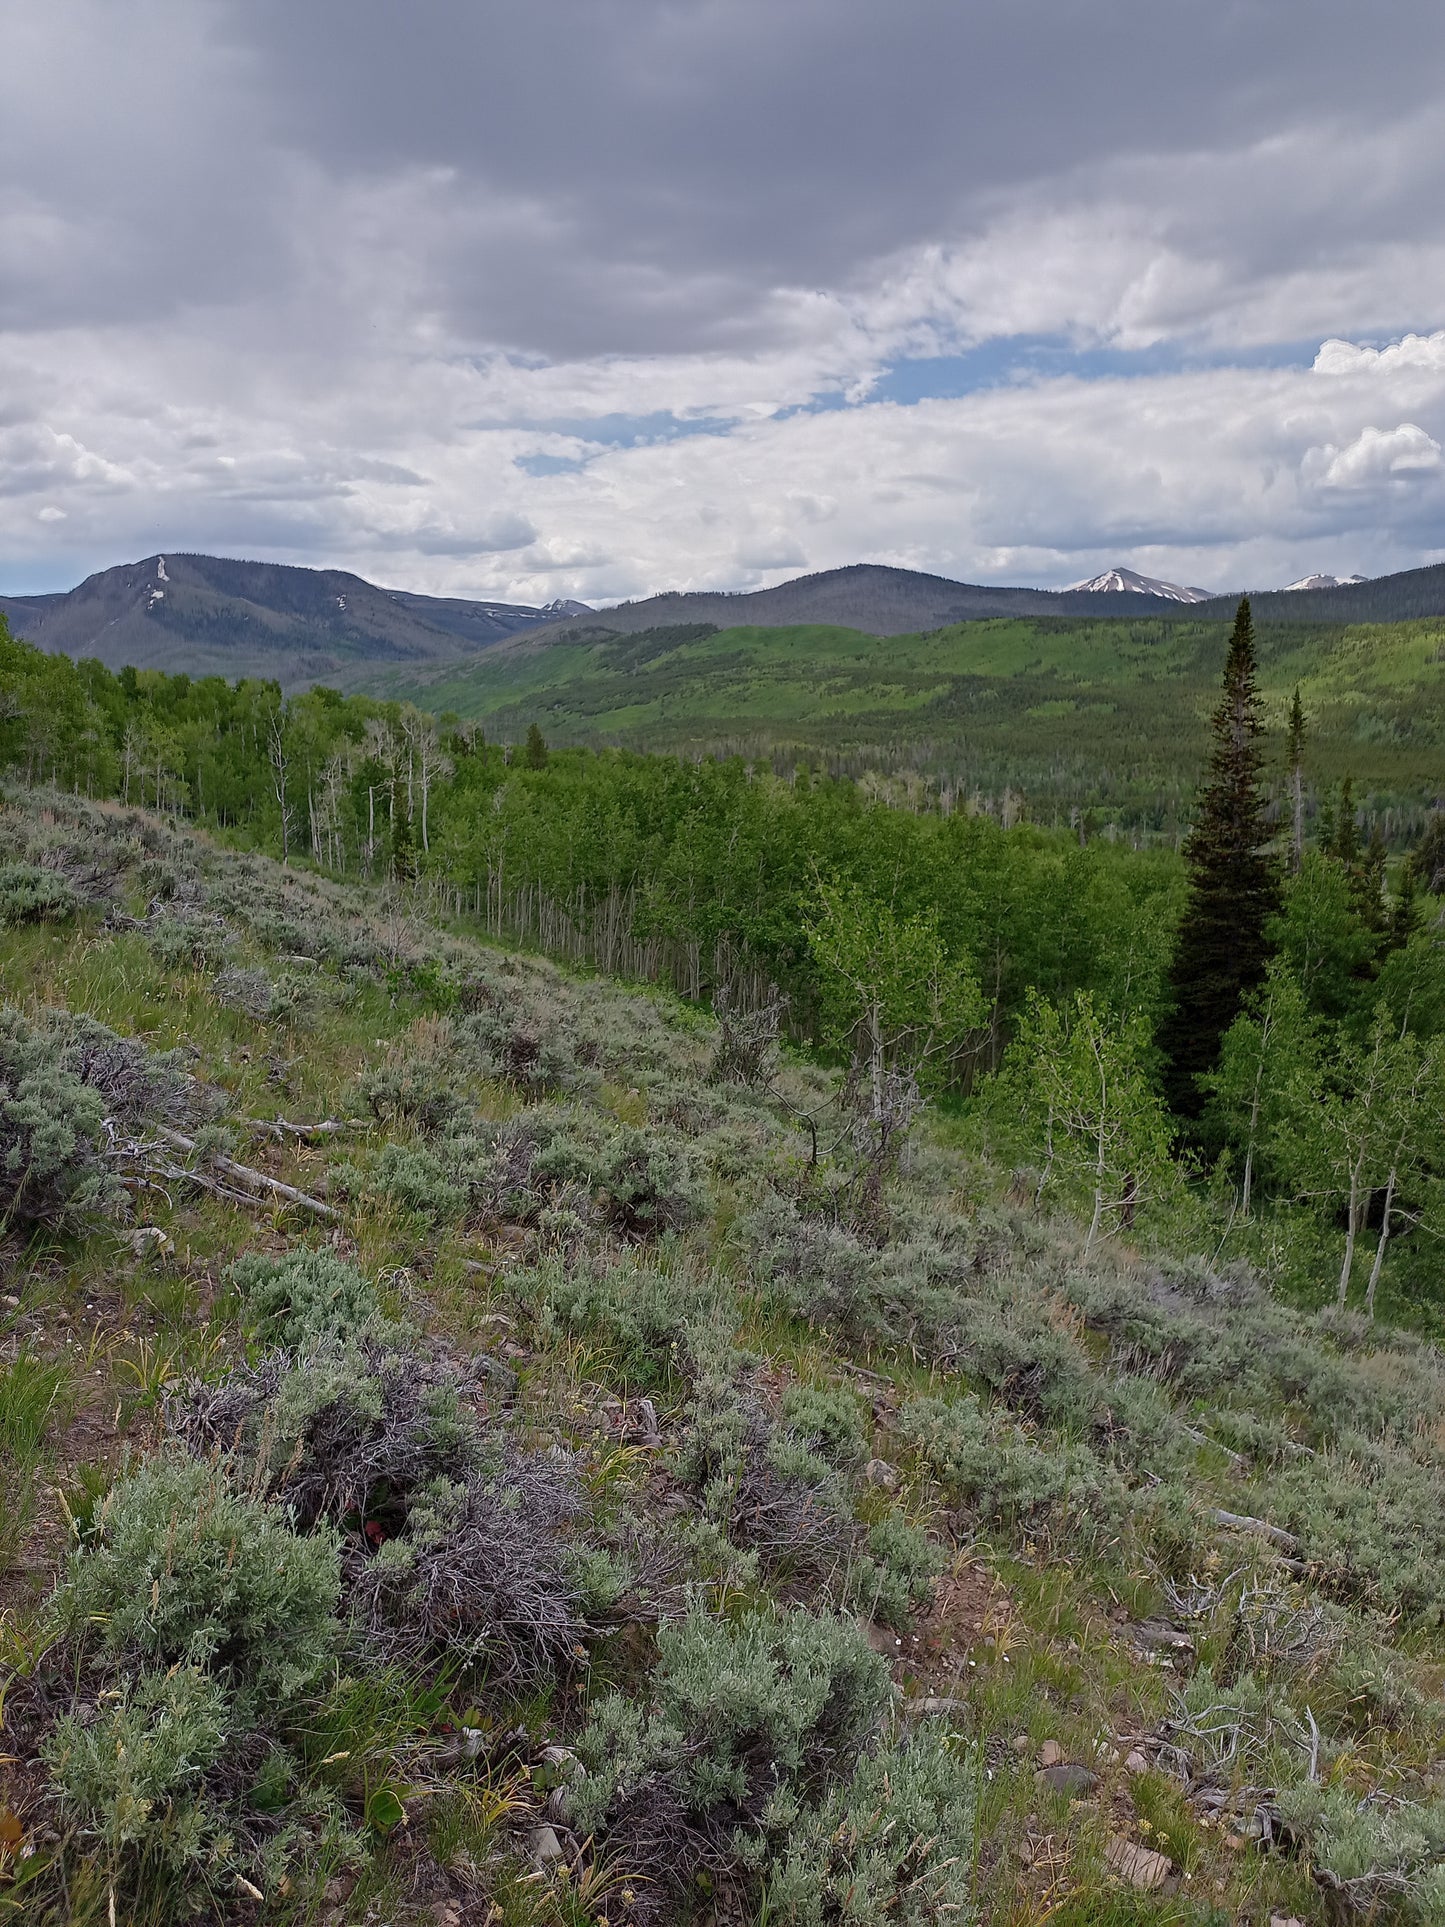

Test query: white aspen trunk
[1365,1167,1397,1318]
[1338,1159,1364,1303]
[1242,1087,1260,1217]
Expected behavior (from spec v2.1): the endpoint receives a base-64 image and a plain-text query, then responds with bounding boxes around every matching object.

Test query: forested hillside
[369,612,1445,826]
[2,758,1444,1923]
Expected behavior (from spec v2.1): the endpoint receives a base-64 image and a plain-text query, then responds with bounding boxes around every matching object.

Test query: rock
[862,1620,902,1656]
[527,1823,566,1868]
[538,1744,574,1768]
[471,1353,519,1394]
[1124,1748,1151,1773]
[1270,1917,1306,1927]
[864,1457,899,1490]
[1104,1835,1173,1890]
[1011,1734,1031,1755]
[1,1295,19,1309]
[128,1226,173,1258]
[1037,1739,1064,1768]
[1127,1620,1195,1657]
[1037,1764,1098,1796]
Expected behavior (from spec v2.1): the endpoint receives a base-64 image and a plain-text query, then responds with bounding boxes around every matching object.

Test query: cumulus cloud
[3,0,1445,599]
[1315,332,1445,375]
[1306,422,1444,488]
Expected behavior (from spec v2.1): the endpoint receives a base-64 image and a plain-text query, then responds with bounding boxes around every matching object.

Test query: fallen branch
[1210,1509,1299,1552]
[240,1116,370,1142]
[152,1126,339,1221]
[1181,1424,1246,1468]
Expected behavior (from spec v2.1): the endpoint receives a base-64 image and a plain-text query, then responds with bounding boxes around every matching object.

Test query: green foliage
[227,1246,384,1349]
[991,990,1175,1251]
[1278,1782,1445,1919]
[1160,599,1280,1113]
[900,1393,1133,1551]
[0,1346,72,1461]
[0,859,83,925]
[1271,850,1381,1019]
[807,878,983,1093]
[519,1251,734,1388]
[42,1666,230,1867]
[1263,1433,1445,1623]
[762,1727,977,1925]
[1201,960,1317,1207]
[0,1004,116,1227]
[849,1514,945,1629]
[778,1382,869,1468]
[52,1455,342,1713]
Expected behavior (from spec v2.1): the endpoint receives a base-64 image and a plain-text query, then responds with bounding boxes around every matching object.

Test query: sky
[3,0,1445,605]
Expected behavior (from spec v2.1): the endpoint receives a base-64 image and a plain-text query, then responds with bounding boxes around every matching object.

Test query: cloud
[3,2,1445,600]
[1306,422,1444,488]
[1315,331,1445,375]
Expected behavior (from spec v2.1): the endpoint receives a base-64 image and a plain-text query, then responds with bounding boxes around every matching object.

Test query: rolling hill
[0,552,588,689]
[372,610,1445,824]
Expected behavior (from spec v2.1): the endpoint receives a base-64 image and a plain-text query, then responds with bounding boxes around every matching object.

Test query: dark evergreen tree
[1160,599,1280,1116]
[1287,685,1306,874]
[523,722,549,770]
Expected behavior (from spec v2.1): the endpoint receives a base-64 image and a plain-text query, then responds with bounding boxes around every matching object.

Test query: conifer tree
[1287,685,1306,874]
[1161,598,1280,1116]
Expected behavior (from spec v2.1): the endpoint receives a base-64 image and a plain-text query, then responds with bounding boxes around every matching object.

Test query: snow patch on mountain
[1283,572,1368,591]
[1063,567,1212,603]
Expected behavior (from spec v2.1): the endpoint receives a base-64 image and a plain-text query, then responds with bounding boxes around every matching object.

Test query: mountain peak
[1283,572,1368,592]
[1062,566,1213,603]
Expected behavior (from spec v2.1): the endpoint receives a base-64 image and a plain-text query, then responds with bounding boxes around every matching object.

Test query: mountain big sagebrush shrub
[0,1006,116,1227]
[227,1246,385,1350]
[567,1605,975,1923]
[0,859,83,925]
[51,1455,342,1717]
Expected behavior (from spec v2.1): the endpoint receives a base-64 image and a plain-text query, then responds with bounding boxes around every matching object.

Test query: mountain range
[0,553,590,689]
[4,550,1445,692]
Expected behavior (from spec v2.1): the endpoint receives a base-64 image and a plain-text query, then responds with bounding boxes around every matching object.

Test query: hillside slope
[3,783,1444,1925]
[370,611,1445,818]
[0,553,581,689]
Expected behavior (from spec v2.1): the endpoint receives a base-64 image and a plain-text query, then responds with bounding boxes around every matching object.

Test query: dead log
[152,1126,339,1221]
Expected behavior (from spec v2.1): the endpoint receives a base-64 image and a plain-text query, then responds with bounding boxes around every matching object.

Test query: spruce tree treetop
[1161,597,1281,1116]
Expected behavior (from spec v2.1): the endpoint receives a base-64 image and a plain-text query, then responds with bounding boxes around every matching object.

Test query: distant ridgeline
[8,551,1445,694]
[2,613,1440,1070]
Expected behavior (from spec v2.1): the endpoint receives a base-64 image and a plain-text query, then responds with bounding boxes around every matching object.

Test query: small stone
[1128,1620,1195,1657]
[1125,1749,1151,1773]
[864,1458,899,1490]
[1104,1835,1173,1890]
[862,1620,902,1656]
[1037,1739,1064,1768]
[1011,1734,1031,1755]
[127,1226,173,1258]
[527,1824,566,1868]
[1270,1916,1306,1927]
[1,1295,19,1309]
[1037,1764,1098,1796]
